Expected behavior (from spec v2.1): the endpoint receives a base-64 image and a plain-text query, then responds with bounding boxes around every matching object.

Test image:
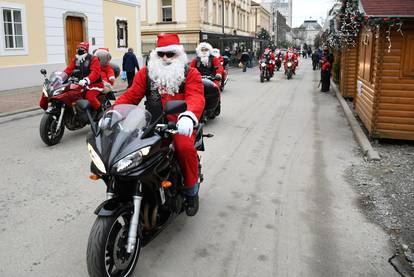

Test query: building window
[161,0,172,22]
[204,0,208,23]
[116,20,128,48]
[213,2,216,25]
[2,8,23,49]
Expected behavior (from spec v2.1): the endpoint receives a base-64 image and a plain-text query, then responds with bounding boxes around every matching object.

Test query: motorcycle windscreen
[48,71,68,91]
[96,104,152,167]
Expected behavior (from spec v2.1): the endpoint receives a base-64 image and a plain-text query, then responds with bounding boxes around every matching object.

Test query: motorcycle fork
[56,105,66,131]
[126,182,143,253]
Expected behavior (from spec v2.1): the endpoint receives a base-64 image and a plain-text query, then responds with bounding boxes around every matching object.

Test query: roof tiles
[360,0,414,17]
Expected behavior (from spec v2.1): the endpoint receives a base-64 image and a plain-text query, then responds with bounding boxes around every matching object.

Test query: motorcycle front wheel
[87,211,141,277]
[39,113,65,146]
[260,71,264,83]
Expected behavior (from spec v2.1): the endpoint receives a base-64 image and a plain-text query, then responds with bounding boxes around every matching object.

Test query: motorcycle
[39,69,116,146]
[259,59,271,83]
[202,75,221,121]
[77,99,210,277]
[285,60,294,80]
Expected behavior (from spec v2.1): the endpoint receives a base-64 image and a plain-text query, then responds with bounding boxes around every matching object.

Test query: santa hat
[211,48,220,57]
[155,33,183,53]
[77,41,89,51]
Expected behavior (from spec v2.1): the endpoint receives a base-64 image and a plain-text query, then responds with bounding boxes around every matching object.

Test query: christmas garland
[324,0,404,52]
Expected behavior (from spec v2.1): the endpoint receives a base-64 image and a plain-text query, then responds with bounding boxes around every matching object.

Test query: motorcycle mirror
[164,100,187,115]
[40,69,47,76]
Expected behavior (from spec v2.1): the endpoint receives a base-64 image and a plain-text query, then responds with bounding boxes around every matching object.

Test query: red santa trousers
[173,132,198,188]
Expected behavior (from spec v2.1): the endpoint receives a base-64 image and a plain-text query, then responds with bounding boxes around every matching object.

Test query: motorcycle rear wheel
[87,211,141,277]
[39,113,65,146]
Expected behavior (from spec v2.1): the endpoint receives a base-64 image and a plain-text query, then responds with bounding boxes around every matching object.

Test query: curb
[0,106,41,118]
[331,82,381,161]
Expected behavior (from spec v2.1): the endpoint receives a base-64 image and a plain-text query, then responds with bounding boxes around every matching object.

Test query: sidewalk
[0,79,128,116]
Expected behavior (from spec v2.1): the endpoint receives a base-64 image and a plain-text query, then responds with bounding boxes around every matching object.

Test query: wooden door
[66,16,84,64]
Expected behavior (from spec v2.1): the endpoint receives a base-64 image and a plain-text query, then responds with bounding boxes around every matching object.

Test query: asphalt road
[0,60,398,277]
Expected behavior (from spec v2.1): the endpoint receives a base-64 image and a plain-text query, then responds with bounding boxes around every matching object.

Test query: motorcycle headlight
[88,143,106,174]
[53,87,65,96]
[115,146,151,173]
[42,86,48,97]
[261,63,266,67]
[287,62,292,67]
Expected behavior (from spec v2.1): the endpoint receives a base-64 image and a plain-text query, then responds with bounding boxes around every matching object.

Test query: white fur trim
[179,111,198,126]
[155,44,183,53]
[88,86,103,92]
[109,76,115,81]
[85,77,90,85]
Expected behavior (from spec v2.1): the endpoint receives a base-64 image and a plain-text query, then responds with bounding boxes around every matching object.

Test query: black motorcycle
[77,100,209,277]
[39,69,116,146]
[202,76,221,121]
[259,59,271,83]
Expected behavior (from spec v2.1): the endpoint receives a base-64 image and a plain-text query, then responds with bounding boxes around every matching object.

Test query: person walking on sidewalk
[122,48,140,88]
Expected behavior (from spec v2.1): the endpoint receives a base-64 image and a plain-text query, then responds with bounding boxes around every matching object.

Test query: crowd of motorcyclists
[36,33,336,277]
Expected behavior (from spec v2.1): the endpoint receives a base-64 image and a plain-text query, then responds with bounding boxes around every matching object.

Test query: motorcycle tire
[260,72,264,83]
[87,211,141,277]
[287,71,292,80]
[266,75,271,81]
[39,113,65,146]
[214,101,221,116]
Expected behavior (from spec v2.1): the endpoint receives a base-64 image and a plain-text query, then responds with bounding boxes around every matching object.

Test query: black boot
[184,183,199,216]
[185,193,199,216]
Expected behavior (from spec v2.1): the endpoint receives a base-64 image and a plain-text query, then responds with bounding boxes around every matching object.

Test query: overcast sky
[257,0,338,28]
[291,0,337,27]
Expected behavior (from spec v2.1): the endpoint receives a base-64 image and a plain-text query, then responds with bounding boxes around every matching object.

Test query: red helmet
[77,41,89,52]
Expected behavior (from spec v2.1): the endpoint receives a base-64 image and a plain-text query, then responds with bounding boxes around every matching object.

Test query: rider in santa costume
[114,33,205,216]
[190,42,224,89]
[260,48,276,77]
[39,42,103,111]
[94,47,116,93]
[284,48,298,74]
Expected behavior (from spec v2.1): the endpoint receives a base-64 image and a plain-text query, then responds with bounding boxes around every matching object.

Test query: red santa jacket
[321,60,331,71]
[190,55,224,78]
[64,54,103,88]
[101,64,115,85]
[115,66,205,123]
[260,52,275,62]
[284,52,298,66]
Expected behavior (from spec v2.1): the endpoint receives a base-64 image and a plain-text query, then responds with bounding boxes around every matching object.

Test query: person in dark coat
[320,56,331,92]
[122,48,140,88]
[240,51,250,72]
[311,50,320,70]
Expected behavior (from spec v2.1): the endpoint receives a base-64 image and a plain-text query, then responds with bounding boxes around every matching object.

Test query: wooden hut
[340,43,359,99]
[354,0,414,140]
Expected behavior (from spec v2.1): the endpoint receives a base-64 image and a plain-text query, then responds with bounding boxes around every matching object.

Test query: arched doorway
[65,16,84,64]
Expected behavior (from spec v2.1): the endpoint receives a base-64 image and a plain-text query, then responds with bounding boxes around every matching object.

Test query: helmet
[94,48,112,66]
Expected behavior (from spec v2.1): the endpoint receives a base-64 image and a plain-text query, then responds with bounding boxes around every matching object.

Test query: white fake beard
[147,50,187,96]
[76,53,88,62]
[197,51,210,66]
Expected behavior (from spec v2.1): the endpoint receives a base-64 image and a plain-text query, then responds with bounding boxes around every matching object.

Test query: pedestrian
[311,50,320,71]
[320,56,331,92]
[240,50,250,72]
[122,48,140,88]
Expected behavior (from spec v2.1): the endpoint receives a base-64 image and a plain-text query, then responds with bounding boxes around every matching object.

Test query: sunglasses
[157,51,176,58]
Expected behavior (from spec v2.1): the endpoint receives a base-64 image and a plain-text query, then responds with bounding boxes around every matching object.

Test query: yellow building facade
[0,0,142,91]
[141,0,256,54]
